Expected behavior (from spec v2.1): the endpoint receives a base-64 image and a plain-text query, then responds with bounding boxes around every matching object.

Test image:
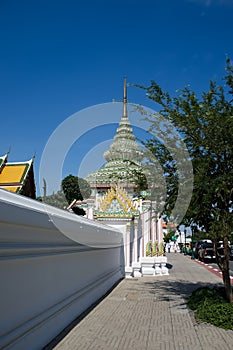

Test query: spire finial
[123,76,127,118]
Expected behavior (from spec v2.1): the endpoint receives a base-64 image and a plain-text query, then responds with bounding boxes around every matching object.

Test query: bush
[187,286,233,330]
[196,301,233,330]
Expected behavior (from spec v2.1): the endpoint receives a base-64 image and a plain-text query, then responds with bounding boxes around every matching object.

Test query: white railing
[0,190,124,350]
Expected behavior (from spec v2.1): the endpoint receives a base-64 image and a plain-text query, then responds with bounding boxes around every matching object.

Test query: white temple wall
[104,218,142,266]
[137,216,143,260]
[106,221,132,267]
[141,210,150,254]
[132,219,138,262]
[0,190,123,350]
[157,217,164,243]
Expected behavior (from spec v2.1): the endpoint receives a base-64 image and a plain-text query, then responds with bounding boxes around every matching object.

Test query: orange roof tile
[0,164,28,184]
[0,186,21,193]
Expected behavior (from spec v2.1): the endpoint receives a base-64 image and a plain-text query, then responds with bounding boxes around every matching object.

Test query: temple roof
[86,78,143,188]
[0,154,35,197]
[0,153,8,172]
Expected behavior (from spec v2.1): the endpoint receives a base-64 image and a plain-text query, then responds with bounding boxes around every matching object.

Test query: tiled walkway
[46,254,233,350]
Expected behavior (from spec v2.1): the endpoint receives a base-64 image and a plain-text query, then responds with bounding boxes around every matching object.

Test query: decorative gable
[95,186,139,219]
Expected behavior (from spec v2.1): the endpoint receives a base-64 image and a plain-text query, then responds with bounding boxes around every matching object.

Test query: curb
[188,255,233,284]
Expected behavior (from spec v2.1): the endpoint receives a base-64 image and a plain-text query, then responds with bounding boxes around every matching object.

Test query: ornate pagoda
[86,77,144,219]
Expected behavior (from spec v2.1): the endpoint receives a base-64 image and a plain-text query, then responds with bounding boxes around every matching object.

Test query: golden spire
[123,76,127,118]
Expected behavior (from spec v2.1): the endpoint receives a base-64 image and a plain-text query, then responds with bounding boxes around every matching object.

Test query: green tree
[163,229,177,243]
[123,160,148,196]
[108,160,148,196]
[137,59,233,302]
[62,175,91,204]
[37,190,68,209]
[142,139,179,219]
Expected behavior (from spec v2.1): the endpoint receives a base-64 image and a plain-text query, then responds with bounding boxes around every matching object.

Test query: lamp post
[178,228,182,253]
[184,228,187,255]
[191,225,195,259]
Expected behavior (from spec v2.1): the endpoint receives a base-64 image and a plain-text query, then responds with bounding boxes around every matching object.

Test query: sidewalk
[47,254,233,350]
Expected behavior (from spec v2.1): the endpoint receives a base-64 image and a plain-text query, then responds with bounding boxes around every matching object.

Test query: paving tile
[49,254,233,350]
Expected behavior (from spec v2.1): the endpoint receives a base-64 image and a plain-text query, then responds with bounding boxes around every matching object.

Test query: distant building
[0,153,36,199]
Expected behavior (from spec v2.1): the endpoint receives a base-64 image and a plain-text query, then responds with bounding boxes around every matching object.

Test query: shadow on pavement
[140,279,222,302]
[166,263,173,269]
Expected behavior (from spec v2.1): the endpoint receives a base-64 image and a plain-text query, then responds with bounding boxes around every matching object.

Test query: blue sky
[0,0,232,195]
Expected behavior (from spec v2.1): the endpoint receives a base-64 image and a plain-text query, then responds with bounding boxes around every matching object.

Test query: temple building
[86,78,144,219]
[0,153,36,199]
[74,78,165,274]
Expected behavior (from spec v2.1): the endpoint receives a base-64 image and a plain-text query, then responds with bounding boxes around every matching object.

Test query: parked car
[216,241,233,261]
[194,239,211,259]
[198,241,215,262]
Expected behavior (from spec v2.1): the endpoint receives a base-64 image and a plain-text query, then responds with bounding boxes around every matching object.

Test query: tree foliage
[138,58,233,302]
[108,160,149,196]
[142,137,179,218]
[62,175,91,204]
[37,190,68,209]
[163,229,177,243]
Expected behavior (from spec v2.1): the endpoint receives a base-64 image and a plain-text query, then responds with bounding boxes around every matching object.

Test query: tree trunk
[215,236,232,303]
[222,236,232,303]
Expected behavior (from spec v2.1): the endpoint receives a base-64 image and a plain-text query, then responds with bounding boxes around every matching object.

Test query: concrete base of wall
[124,257,169,278]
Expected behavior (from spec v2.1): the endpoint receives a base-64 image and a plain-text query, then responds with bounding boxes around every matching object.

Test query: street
[207,259,233,277]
